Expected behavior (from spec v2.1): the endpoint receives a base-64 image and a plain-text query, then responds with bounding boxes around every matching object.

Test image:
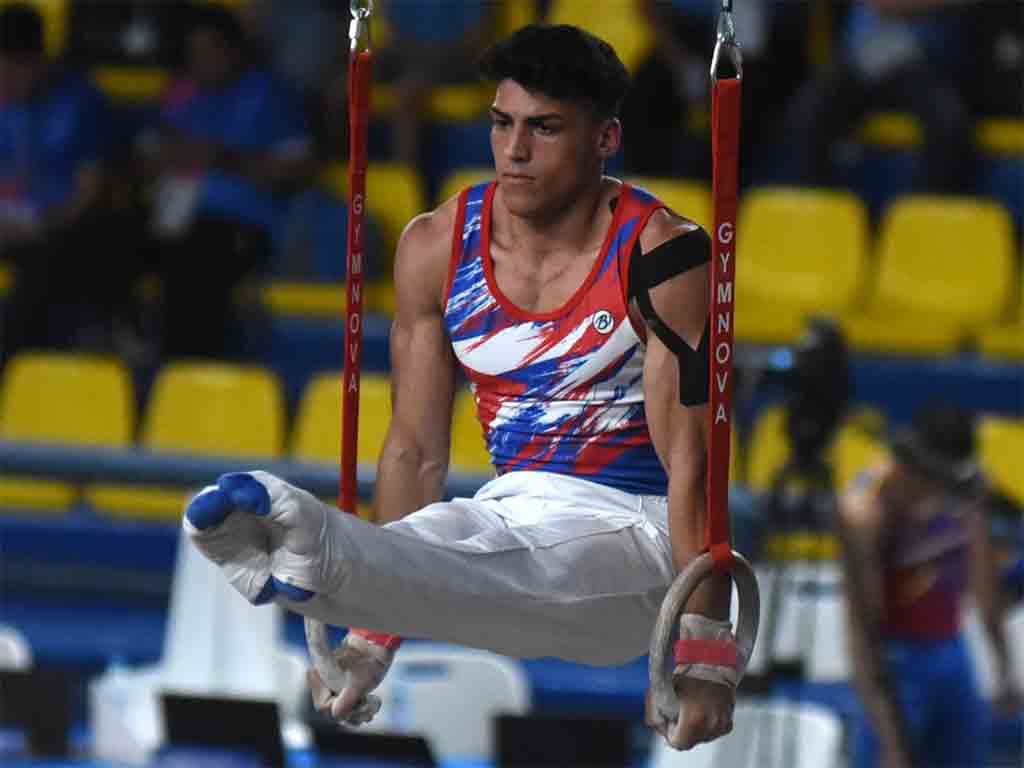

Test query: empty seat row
[0,351,491,521]
[4,352,1021,524]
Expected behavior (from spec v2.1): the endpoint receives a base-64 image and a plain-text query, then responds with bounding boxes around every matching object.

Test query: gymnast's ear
[596,117,622,160]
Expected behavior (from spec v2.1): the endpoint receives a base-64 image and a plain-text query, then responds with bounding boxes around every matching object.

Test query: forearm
[839,519,910,753]
[969,500,1014,679]
[668,458,730,621]
[372,435,447,524]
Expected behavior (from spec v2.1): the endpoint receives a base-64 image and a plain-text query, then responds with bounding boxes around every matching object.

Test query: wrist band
[672,613,739,689]
[674,637,738,667]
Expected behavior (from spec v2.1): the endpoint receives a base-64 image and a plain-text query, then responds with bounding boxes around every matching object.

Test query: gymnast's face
[490,79,620,220]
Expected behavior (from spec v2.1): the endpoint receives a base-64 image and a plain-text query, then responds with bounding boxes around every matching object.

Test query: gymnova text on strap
[712,221,734,426]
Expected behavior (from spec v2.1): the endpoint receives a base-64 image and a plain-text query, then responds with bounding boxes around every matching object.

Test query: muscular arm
[637,209,729,620]
[968,492,1015,696]
[838,471,912,760]
[372,206,458,524]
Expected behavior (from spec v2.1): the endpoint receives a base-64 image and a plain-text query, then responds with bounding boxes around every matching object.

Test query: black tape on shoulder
[629,229,711,406]
[628,227,711,299]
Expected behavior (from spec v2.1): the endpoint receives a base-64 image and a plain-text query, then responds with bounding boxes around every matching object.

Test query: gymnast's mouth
[501,174,534,183]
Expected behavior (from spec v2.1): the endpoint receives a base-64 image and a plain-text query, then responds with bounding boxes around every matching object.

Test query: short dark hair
[479,24,630,118]
[0,2,44,57]
[890,404,979,488]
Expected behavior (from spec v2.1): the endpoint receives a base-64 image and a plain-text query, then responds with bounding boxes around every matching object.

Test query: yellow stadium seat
[292,371,391,468]
[857,112,922,149]
[746,406,788,492]
[842,196,1016,355]
[371,83,493,123]
[546,0,653,72]
[735,188,869,345]
[437,167,494,206]
[975,118,1024,156]
[261,281,345,319]
[260,279,395,319]
[319,161,427,270]
[86,362,285,521]
[450,388,493,474]
[977,274,1023,360]
[291,371,392,521]
[0,0,67,56]
[862,115,1024,155]
[627,177,711,232]
[497,0,539,36]
[90,66,169,103]
[979,417,1024,504]
[0,352,135,512]
[977,320,1024,360]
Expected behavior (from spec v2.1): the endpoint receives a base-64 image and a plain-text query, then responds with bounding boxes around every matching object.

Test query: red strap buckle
[674,637,738,668]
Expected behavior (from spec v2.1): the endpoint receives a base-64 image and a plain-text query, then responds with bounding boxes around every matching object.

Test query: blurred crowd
[0,0,1020,367]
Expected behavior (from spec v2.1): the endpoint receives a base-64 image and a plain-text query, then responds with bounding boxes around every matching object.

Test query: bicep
[388,312,456,460]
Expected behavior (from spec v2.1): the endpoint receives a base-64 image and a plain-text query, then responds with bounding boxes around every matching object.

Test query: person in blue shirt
[375,0,495,168]
[621,0,808,183]
[0,2,130,362]
[146,4,312,359]
[779,0,973,194]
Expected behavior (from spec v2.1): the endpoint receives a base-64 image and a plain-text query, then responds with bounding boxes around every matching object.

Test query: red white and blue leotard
[442,181,668,495]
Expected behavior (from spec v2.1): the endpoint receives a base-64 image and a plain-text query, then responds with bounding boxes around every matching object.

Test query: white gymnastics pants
[307,471,676,666]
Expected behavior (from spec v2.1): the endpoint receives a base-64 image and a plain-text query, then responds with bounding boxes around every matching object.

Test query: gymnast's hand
[308,631,395,727]
[182,471,347,607]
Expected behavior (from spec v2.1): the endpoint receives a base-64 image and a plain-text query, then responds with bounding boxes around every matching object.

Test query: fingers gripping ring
[649,551,760,731]
[305,617,348,693]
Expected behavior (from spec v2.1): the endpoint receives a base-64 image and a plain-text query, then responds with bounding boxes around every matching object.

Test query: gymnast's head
[479,24,630,217]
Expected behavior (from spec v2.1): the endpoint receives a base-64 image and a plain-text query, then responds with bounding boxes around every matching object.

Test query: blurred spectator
[0,2,137,363]
[779,0,973,194]
[839,404,1022,768]
[621,0,808,183]
[144,3,312,359]
[246,0,344,100]
[963,0,1023,118]
[376,0,495,168]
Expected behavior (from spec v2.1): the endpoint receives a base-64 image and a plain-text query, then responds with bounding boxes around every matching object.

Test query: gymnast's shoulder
[392,195,461,311]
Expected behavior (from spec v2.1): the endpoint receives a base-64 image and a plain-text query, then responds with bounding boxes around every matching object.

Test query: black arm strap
[628,228,711,406]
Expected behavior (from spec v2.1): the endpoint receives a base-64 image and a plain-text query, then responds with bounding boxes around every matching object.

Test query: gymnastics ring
[648,551,760,732]
[305,617,348,693]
